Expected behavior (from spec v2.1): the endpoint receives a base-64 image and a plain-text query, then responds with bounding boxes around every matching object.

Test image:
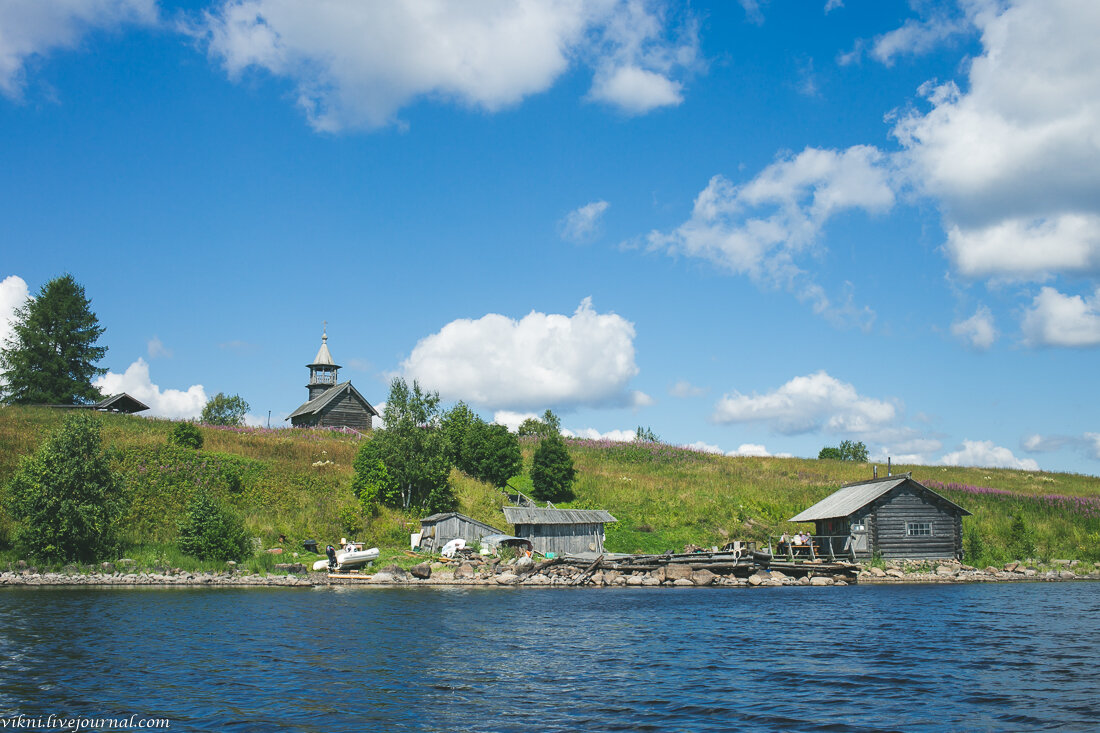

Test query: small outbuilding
[417,512,504,552]
[789,472,971,561]
[50,393,149,414]
[503,507,617,556]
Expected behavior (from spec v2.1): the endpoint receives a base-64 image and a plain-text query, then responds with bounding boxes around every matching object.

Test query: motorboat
[311,543,381,571]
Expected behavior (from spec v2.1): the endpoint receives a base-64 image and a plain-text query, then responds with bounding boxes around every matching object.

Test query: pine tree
[0,274,107,405]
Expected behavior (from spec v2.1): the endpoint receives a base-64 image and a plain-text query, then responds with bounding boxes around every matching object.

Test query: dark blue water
[1,583,1098,732]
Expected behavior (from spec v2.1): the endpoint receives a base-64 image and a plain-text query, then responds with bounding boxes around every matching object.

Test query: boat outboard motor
[326,544,338,571]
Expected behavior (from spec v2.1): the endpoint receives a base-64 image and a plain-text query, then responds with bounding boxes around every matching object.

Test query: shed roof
[789,473,971,522]
[286,381,379,420]
[96,393,149,413]
[419,512,503,533]
[503,507,617,525]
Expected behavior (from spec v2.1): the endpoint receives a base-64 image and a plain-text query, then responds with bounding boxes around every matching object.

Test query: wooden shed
[286,330,379,432]
[789,473,971,561]
[503,507,617,556]
[417,512,503,551]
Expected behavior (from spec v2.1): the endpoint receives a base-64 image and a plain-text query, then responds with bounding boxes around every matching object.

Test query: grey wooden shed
[418,512,503,551]
[503,507,617,556]
[789,473,971,560]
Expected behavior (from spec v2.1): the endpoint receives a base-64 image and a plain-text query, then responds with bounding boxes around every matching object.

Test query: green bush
[169,422,203,450]
[177,490,250,562]
[6,413,123,562]
[530,434,576,503]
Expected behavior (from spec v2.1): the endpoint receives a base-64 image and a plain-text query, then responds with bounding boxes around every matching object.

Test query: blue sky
[2,0,1099,474]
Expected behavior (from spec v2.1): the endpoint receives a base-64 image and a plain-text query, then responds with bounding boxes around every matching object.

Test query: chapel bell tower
[306,327,340,401]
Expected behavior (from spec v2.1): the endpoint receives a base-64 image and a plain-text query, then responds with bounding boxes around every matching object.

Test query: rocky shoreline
[3,557,1098,588]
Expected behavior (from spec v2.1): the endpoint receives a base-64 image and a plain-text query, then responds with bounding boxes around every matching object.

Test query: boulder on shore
[410,563,432,579]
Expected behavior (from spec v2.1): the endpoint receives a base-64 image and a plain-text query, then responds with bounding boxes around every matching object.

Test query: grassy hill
[2,406,1098,568]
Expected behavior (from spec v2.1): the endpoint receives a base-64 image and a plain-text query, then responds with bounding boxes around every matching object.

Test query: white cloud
[563,427,636,442]
[870,11,973,67]
[94,358,207,419]
[401,298,640,410]
[686,440,722,454]
[1021,286,1100,347]
[893,0,1100,281]
[588,64,682,113]
[1087,433,1100,460]
[1022,433,1072,452]
[199,0,696,130]
[147,336,172,359]
[0,0,157,98]
[492,410,539,433]
[560,200,610,242]
[939,439,1040,470]
[712,370,898,436]
[951,305,997,349]
[669,379,705,398]
[738,0,764,25]
[728,443,792,457]
[824,0,844,13]
[0,275,29,350]
[646,146,892,326]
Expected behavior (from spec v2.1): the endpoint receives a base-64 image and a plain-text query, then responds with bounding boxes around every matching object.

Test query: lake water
[1,582,1098,732]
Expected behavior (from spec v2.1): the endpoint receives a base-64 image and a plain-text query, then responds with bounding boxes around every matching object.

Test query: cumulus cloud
[647,145,892,326]
[560,200,610,242]
[0,0,157,98]
[1088,433,1100,460]
[939,439,1040,470]
[951,305,997,349]
[198,0,696,130]
[401,298,640,410]
[93,358,207,419]
[893,0,1100,282]
[728,443,792,458]
[712,371,897,436]
[562,427,636,442]
[1024,432,1100,459]
[492,410,539,433]
[0,275,29,349]
[824,0,844,13]
[1021,286,1100,347]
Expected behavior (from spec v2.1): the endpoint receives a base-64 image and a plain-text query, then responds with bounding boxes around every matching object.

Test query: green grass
[2,406,1099,570]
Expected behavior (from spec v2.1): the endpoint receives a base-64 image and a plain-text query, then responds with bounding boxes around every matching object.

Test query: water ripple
[0,583,1097,731]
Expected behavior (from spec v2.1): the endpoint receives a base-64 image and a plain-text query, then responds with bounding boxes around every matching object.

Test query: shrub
[6,412,123,563]
[1008,512,1036,561]
[530,433,576,503]
[169,422,203,450]
[201,393,250,426]
[177,490,250,562]
[351,439,396,515]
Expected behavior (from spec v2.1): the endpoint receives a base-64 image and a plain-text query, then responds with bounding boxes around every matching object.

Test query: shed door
[850,520,869,552]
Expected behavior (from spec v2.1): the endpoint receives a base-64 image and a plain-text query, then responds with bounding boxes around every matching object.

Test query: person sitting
[778,533,791,554]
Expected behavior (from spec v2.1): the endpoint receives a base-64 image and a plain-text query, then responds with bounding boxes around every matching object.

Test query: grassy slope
[2,407,1098,568]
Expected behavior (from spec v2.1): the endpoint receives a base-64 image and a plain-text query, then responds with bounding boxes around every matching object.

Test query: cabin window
[906,522,933,536]
[850,521,866,532]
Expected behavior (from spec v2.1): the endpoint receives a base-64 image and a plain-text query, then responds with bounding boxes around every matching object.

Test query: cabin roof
[286,381,379,420]
[503,507,617,525]
[789,473,971,522]
[308,331,339,368]
[96,393,150,413]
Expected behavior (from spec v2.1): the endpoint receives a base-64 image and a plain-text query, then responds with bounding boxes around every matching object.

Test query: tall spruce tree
[0,275,107,405]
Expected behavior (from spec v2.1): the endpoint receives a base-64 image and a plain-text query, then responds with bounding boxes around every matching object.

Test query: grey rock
[809,576,833,586]
[692,569,717,586]
[496,573,518,585]
[664,564,694,581]
[626,575,644,586]
[275,563,307,574]
[409,563,432,580]
[672,578,695,587]
[641,576,661,586]
[515,556,533,570]
[453,563,476,580]
[371,572,395,583]
[1059,570,1076,580]
[100,562,115,574]
[869,567,887,577]
[886,569,905,578]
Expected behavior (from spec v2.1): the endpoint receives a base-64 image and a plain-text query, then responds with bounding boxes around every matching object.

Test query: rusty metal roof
[503,507,617,525]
